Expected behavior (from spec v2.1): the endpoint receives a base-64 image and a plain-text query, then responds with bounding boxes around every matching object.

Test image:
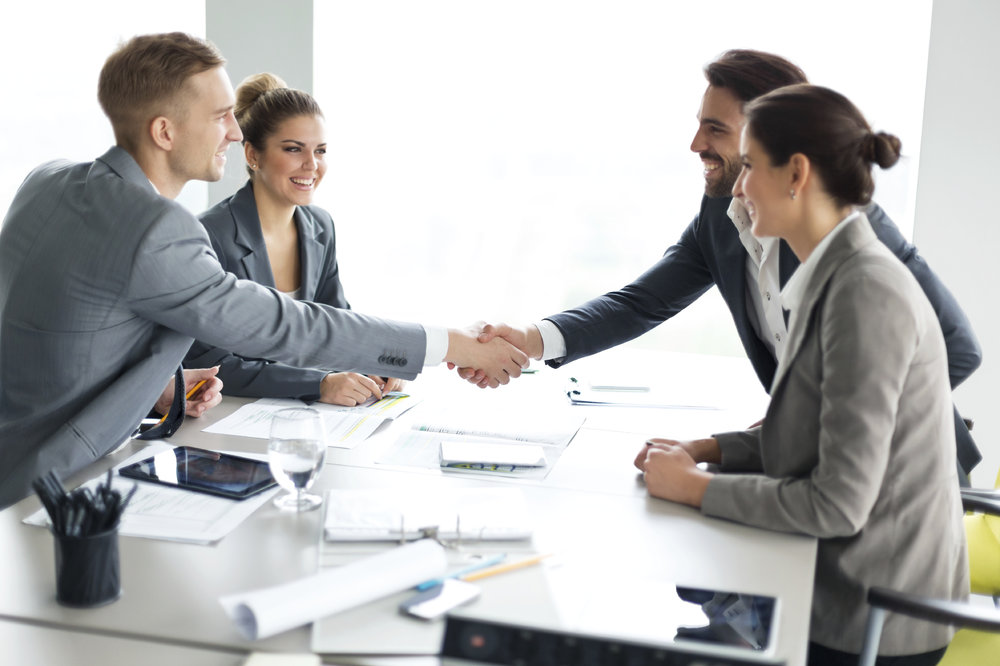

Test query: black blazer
[185,181,350,401]
[546,195,983,475]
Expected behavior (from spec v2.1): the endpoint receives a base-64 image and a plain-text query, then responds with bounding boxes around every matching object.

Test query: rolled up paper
[219,539,447,640]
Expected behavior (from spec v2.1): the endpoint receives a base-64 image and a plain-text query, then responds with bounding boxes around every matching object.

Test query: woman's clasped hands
[636,437,720,508]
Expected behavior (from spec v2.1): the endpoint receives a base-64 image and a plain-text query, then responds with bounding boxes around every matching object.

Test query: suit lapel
[777,240,799,288]
[230,183,276,288]
[770,214,878,393]
[295,207,324,300]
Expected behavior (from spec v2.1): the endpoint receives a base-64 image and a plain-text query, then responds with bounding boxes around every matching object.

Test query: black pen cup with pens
[34,469,135,608]
[52,523,121,607]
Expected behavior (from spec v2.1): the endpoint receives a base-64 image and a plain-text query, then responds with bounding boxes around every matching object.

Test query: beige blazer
[701,214,968,655]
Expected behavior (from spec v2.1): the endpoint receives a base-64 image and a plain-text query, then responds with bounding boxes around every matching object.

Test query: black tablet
[443,582,780,665]
[119,446,277,500]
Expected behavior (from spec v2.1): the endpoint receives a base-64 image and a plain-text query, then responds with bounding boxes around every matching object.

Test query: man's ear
[149,116,175,152]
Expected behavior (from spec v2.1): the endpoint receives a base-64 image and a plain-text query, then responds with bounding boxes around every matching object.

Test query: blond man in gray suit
[0,33,526,509]
[637,86,967,665]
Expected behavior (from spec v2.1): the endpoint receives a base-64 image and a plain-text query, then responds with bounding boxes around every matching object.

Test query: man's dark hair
[704,50,808,104]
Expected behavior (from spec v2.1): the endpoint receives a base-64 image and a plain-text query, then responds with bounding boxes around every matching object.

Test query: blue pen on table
[415,553,507,591]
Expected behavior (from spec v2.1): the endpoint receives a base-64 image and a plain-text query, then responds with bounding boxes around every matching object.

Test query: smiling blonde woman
[185,73,406,407]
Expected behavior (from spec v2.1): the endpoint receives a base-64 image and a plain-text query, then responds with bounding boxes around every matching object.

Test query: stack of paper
[375,413,584,479]
[203,394,420,448]
[323,487,533,542]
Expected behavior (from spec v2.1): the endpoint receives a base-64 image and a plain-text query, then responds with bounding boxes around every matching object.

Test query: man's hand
[445,326,528,388]
[642,444,713,507]
[155,367,223,418]
[320,372,383,406]
[453,322,542,386]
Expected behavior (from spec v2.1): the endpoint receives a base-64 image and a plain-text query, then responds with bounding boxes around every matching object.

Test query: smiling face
[732,127,795,239]
[690,85,745,198]
[247,114,327,210]
[169,67,242,186]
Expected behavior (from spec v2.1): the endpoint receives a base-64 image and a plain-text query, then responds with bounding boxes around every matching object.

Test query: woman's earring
[250,164,258,169]
[789,189,797,200]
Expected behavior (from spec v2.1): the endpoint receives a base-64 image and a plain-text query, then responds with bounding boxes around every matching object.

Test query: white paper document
[23,443,277,545]
[203,393,420,448]
[566,376,722,409]
[219,539,447,641]
[412,411,582,447]
[375,412,583,480]
[323,487,533,542]
[439,441,546,468]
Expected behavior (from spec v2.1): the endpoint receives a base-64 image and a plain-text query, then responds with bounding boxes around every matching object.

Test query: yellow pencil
[460,552,553,582]
[156,379,208,424]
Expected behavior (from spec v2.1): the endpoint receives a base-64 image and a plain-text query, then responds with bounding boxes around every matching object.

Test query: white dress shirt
[728,198,788,361]
[780,211,860,331]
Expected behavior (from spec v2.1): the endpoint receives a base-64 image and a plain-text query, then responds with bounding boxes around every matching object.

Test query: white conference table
[0,348,816,665]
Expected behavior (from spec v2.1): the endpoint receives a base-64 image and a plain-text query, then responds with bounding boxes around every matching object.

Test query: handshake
[444,322,543,389]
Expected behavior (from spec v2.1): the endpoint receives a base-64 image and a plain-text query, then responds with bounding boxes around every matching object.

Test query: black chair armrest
[961,489,1000,516]
[868,587,1000,633]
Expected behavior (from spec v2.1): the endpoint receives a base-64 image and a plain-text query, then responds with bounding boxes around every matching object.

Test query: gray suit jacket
[545,196,982,477]
[185,182,348,400]
[0,147,425,508]
[700,215,968,655]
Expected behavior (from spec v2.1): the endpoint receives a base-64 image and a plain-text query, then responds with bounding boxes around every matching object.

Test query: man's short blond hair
[98,32,225,151]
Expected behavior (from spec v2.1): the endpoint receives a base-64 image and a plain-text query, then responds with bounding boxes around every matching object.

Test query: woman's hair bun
[865,131,902,169]
[235,73,288,123]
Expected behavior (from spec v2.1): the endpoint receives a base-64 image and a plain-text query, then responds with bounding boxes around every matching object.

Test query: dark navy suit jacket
[546,195,983,475]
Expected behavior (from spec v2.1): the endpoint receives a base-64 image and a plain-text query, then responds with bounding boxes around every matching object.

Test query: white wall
[916,0,1000,486]
[206,0,313,205]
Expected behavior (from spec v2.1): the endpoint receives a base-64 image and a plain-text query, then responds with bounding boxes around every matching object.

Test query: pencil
[156,379,209,424]
[460,552,553,582]
[416,553,507,590]
[185,379,208,400]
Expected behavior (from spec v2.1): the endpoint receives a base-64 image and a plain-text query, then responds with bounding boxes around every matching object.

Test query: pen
[590,385,650,392]
[156,379,209,425]
[415,553,507,590]
[460,552,553,582]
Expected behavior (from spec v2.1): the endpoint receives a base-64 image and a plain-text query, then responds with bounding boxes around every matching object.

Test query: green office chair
[858,489,1000,666]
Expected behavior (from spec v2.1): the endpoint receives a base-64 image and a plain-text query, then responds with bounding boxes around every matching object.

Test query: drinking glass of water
[267,408,326,512]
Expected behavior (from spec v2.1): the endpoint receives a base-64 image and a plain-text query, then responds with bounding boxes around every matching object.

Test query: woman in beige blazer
[636,85,967,666]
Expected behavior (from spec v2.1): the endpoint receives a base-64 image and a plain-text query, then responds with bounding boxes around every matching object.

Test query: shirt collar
[781,210,862,313]
[728,198,780,268]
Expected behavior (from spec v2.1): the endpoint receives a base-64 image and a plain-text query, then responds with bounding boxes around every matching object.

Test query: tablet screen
[119,446,276,499]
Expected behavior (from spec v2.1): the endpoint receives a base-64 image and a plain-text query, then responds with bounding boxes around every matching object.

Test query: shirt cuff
[535,319,566,361]
[422,325,449,366]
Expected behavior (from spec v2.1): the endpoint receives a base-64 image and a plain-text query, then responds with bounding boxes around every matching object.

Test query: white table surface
[1,348,814,665]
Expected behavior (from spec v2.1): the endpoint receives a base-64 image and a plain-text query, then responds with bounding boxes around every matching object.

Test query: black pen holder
[52,525,121,608]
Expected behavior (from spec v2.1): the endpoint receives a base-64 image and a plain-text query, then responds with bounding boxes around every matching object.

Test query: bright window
[0,2,205,219]
[314,1,932,356]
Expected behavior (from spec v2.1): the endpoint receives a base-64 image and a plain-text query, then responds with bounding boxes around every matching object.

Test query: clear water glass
[267,408,326,512]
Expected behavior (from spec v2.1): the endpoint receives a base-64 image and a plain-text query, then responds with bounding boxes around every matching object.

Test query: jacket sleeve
[183,210,352,400]
[544,213,715,367]
[131,201,425,380]
[701,261,924,538]
[865,203,981,387]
